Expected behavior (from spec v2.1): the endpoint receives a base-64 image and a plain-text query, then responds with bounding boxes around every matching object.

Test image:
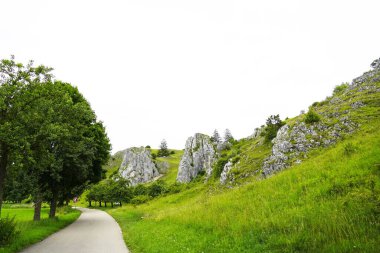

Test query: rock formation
[262,58,380,177]
[220,160,233,184]
[177,133,217,183]
[119,147,159,186]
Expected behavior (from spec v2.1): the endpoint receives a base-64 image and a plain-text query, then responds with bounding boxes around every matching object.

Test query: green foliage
[86,176,132,206]
[333,82,349,94]
[344,142,358,156]
[304,109,321,124]
[212,157,229,179]
[131,195,151,205]
[210,129,221,143]
[0,207,80,252]
[157,139,170,157]
[133,184,148,196]
[263,114,285,142]
[20,195,33,204]
[107,123,380,252]
[147,181,167,198]
[0,216,19,246]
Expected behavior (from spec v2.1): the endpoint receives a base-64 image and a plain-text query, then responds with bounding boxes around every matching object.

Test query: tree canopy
[0,57,110,219]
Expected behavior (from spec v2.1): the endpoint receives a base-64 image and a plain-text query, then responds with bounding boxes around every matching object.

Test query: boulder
[177,133,217,183]
[119,147,159,186]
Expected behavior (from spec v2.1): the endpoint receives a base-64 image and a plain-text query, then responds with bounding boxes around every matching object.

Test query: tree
[0,56,53,217]
[264,114,285,142]
[157,139,169,157]
[210,129,221,143]
[0,57,110,219]
[28,82,110,219]
[224,129,234,142]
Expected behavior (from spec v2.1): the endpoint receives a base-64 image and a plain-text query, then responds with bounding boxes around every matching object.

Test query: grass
[99,69,380,252]
[154,149,183,184]
[0,206,81,253]
[106,121,380,252]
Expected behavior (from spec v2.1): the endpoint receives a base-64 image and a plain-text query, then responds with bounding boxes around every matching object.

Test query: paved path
[21,207,129,253]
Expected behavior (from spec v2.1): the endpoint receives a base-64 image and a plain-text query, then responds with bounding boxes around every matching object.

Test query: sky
[1,0,380,153]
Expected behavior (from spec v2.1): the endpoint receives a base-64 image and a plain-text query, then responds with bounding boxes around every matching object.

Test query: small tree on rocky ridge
[157,139,170,157]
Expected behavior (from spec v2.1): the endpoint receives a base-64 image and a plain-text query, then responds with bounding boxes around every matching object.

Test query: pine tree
[224,129,234,142]
[157,139,170,157]
[211,129,221,143]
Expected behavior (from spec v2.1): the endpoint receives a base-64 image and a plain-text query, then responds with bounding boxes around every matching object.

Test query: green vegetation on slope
[0,206,80,253]
[108,121,380,252]
[154,149,184,184]
[104,66,380,252]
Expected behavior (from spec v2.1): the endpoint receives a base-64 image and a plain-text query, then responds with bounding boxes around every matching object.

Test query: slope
[106,61,380,252]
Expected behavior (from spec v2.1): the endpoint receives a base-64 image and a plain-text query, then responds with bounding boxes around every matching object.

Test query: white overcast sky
[1,0,380,152]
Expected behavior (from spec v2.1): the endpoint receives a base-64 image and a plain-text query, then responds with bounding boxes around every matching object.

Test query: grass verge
[0,206,81,253]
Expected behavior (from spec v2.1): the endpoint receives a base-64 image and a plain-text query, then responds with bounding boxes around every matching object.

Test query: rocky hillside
[218,57,380,185]
[106,58,380,253]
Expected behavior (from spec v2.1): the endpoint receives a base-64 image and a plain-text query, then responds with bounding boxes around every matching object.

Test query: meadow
[0,206,80,253]
[106,120,380,252]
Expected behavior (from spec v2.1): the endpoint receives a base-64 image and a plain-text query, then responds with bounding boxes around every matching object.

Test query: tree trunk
[65,199,69,206]
[120,201,122,207]
[111,202,113,208]
[0,143,9,218]
[34,194,42,221]
[49,191,58,219]
[89,200,92,207]
[105,201,107,207]
[99,201,102,207]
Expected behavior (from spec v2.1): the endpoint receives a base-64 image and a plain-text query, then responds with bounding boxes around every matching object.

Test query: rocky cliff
[177,133,217,183]
[119,147,159,186]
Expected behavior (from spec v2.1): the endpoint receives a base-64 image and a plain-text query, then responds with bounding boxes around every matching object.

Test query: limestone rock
[119,147,159,186]
[220,160,233,184]
[262,120,356,176]
[177,133,217,183]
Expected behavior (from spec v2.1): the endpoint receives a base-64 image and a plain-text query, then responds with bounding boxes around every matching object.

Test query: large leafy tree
[0,57,111,219]
[0,56,53,216]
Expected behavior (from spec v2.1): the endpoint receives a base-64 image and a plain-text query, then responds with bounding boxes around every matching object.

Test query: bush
[213,157,229,179]
[344,142,358,156]
[145,145,151,149]
[264,115,285,142]
[0,216,19,246]
[130,195,151,205]
[133,184,148,196]
[21,195,33,204]
[148,182,167,198]
[170,150,175,155]
[333,83,349,94]
[304,109,321,124]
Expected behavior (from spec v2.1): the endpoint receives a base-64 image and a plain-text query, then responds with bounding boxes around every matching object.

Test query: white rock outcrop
[177,133,217,183]
[220,160,233,184]
[119,147,159,186]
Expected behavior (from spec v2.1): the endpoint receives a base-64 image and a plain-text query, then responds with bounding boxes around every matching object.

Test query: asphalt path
[20,207,129,253]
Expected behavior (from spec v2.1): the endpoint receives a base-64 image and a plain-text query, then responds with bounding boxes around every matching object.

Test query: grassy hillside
[108,122,380,252]
[151,149,184,184]
[104,65,380,252]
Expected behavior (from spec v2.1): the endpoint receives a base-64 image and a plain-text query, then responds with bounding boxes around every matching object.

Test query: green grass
[100,70,380,252]
[155,150,183,184]
[107,121,380,252]
[0,206,81,253]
